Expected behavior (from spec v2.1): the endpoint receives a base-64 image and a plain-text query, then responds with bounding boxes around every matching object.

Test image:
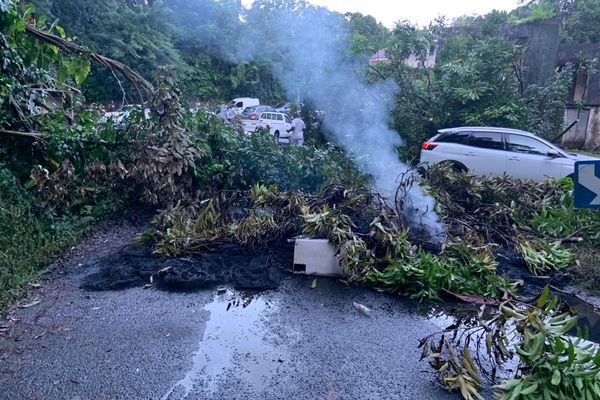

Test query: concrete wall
[510,21,600,150]
[585,107,600,151]
[558,42,600,105]
[573,69,588,101]
[563,108,590,147]
[564,107,600,151]
[557,43,600,150]
[586,70,600,106]
[508,20,562,86]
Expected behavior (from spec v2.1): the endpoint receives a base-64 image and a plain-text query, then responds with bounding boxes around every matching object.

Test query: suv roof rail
[438,126,535,136]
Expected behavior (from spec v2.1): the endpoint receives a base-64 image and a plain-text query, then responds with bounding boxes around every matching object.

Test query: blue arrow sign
[574,160,600,209]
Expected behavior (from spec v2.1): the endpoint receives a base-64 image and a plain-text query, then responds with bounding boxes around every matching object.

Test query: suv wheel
[274,131,280,143]
[441,160,467,173]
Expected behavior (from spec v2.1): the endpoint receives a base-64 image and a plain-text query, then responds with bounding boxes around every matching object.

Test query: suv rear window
[468,132,504,150]
[436,132,469,145]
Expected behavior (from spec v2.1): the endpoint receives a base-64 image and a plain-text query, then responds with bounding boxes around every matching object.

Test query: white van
[229,97,259,114]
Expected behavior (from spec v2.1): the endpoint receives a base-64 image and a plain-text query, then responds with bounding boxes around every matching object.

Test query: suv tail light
[421,142,438,151]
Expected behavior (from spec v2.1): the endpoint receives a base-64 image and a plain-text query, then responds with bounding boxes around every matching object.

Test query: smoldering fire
[187,2,446,243]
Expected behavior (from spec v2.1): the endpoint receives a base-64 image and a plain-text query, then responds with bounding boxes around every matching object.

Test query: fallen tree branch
[440,288,501,307]
[560,223,600,243]
[24,24,154,104]
[8,94,34,131]
[0,129,45,140]
[0,129,146,148]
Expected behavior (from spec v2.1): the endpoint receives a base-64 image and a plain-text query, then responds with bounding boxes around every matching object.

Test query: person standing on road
[288,114,306,146]
[218,104,228,120]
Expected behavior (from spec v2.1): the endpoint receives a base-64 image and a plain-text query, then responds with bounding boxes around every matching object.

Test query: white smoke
[190,2,446,242]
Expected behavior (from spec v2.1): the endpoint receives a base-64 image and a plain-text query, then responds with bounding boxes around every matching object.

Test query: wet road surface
[0,226,459,400]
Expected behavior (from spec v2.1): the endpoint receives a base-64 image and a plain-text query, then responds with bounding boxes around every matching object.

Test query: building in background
[369,44,438,68]
[509,20,600,151]
[403,44,437,69]
[368,49,390,65]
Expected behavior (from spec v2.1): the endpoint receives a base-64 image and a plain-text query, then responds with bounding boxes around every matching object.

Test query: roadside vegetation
[571,148,600,158]
[421,286,600,400]
[0,168,91,307]
[2,1,600,399]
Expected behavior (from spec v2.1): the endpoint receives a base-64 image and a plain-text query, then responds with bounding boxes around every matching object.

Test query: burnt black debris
[494,247,572,299]
[80,243,292,291]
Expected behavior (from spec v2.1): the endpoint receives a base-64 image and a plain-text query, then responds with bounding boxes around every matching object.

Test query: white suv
[420,127,599,181]
[255,112,293,142]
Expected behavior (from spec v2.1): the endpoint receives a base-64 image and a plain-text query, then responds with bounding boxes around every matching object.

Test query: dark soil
[494,247,572,300]
[80,243,293,291]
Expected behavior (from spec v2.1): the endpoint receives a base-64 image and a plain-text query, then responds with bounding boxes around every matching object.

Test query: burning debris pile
[421,164,579,274]
[83,164,598,303]
[84,183,406,290]
[146,182,428,281]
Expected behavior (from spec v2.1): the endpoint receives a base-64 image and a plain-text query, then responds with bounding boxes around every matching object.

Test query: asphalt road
[0,224,459,400]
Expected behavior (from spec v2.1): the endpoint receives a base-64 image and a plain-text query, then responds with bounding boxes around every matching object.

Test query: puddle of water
[416,293,600,385]
[414,300,519,384]
[413,301,481,331]
[161,289,283,400]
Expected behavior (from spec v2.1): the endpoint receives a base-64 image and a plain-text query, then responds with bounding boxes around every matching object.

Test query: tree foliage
[345,12,389,55]
[30,0,181,102]
[374,11,576,159]
[511,0,600,43]
[20,0,594,146]
[563,0,600,43]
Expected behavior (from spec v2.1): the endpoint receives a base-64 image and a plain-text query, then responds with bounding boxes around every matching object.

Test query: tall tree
[563,0,600,43]
[29,0,181,103]
[345,12,389,55]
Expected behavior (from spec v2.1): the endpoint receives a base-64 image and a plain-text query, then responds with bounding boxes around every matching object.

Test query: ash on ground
[80,243,292,291]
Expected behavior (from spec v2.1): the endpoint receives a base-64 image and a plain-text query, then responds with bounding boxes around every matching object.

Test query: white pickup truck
[253,111,293,143]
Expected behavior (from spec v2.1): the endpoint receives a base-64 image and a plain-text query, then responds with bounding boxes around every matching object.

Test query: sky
[241,0,522,27]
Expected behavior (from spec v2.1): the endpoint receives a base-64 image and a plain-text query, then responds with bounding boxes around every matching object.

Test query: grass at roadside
[0,169,91,312]
[568,148,600,157]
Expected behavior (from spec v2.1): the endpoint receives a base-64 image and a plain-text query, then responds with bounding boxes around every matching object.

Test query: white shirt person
[288,116,306,146]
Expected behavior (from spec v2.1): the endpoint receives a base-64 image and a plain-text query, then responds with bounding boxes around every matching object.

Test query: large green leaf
[67,56,91,85]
